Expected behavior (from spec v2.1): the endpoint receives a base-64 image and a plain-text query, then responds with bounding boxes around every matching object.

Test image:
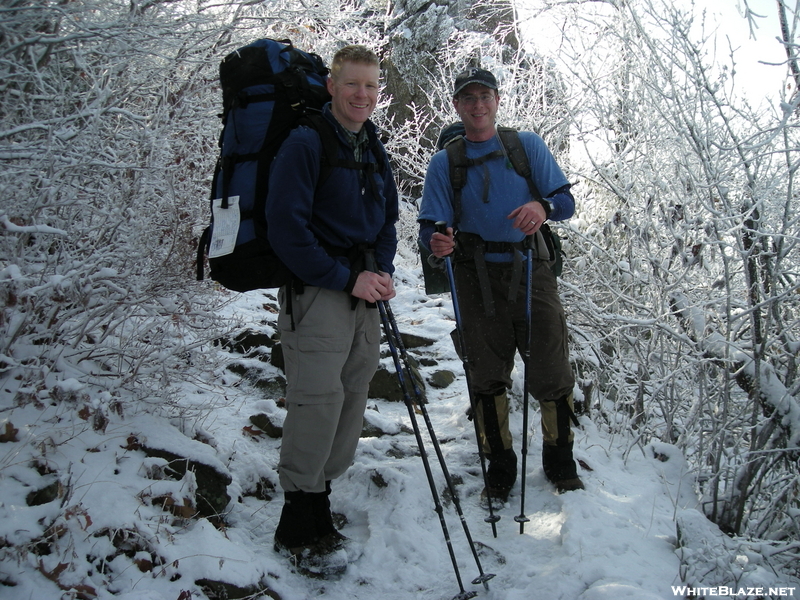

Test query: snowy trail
[0,265,700,600]
[203,388,688,600]
[190,271,693,600]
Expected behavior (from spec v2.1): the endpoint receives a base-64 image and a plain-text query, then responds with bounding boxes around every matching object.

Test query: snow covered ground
[1,260,796,600]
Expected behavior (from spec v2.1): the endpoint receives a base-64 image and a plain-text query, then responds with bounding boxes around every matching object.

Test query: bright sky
[697,0,790,102]
[518,0,792,105]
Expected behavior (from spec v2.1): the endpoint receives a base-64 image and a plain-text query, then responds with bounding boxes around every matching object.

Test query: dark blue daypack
[196,38,331,292]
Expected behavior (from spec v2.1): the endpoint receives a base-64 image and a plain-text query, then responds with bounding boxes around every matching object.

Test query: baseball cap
[453,67,498,97]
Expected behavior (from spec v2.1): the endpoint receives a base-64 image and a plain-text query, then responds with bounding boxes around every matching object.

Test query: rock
[226,362,286,398]
[228,329,276,354]
[249,413,283,438]
[26,479,61,506]
[360,419,386,438]
[141,446,231,521]
[398,332,436,349]
[368,363,427,403]
[368,367,403,402]
[270,343,284,371]
[252,375,286,398]
[427,370,456,389]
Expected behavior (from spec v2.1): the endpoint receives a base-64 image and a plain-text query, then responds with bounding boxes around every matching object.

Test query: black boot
[274,490,347,577]
[542,442,584,493]
[481,448,517,508]
[274,490,317,551]
[313,481,349,550]
[487,448,517,493]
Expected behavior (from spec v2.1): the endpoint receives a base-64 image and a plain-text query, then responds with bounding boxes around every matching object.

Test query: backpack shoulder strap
[300,112,338,185]
[496,127,543,202]
[364,124,387,176]
[444,136,468,225]
[497,127,560,264]
[301,113,386,198]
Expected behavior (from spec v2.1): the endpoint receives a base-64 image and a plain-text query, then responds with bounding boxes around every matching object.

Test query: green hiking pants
[453,258,574,401]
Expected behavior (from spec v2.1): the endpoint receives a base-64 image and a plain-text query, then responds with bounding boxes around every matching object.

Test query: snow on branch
[0,215,66,236]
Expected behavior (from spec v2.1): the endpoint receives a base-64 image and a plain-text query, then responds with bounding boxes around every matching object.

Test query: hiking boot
[476,448,517,509]
[543,442,584,493]
[313,481,351,552]
[274,490,348,578]
[486,448,517,491]
[480,485,511,510]
[273,538,348,579]
[554,477,585,493]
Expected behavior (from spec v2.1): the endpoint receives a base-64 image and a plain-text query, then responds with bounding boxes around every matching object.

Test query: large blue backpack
[196,38,331,292]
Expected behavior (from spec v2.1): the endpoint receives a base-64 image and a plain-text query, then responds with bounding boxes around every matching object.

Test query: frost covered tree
[2,0,797,585]
[1,1,231,409]
[525,0,799,563]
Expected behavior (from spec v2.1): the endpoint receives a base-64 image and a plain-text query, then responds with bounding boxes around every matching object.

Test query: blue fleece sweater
[265,106,398,291]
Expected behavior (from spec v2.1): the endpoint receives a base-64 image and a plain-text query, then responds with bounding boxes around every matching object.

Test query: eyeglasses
[458,93,496,105]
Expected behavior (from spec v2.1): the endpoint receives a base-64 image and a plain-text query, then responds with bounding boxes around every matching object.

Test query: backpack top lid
[219,38,330,116]
[436,122,466,151]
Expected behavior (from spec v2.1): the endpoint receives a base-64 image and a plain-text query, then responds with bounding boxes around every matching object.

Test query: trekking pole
[380,299,495,591]
[435,222,501,537]
[514,245,534,534]
[363,254,479,600]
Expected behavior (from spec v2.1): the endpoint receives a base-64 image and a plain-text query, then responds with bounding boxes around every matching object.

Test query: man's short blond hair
[330,45,379,79]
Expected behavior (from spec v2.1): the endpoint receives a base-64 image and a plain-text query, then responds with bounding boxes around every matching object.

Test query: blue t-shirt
[419,131,571,245]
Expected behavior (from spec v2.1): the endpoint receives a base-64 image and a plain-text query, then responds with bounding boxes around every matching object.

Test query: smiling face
[327,61,380,133]
[453,83,500,142]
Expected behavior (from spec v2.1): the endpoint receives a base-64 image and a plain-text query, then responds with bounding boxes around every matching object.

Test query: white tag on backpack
[208,196,240,258]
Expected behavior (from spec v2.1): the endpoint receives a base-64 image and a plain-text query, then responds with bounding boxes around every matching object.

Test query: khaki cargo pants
[277,286,381,493]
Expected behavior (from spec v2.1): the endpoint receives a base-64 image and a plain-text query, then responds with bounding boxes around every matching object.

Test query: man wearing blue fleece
[418,67,583,502]
[266,45,398,575]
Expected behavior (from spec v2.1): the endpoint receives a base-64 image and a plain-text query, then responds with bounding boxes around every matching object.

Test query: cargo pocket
[341,308,381,393]
[283,333,351,402]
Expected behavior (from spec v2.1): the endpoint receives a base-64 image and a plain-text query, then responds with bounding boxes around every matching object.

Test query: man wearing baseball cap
[418,66,583,504]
